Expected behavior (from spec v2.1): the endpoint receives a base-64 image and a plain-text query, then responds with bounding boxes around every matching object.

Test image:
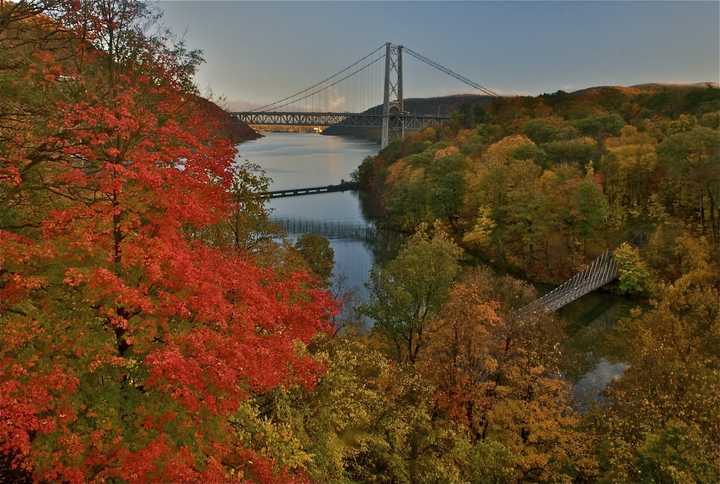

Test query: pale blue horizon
[157,1,720,109]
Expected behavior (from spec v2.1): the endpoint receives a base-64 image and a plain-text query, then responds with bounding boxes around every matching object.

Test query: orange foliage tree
[420,268,596,480]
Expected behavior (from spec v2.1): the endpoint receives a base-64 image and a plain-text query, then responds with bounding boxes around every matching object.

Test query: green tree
[600,125,658,226]
[521,117,578,144]
[542,137,598,165]
[233,336,473,483]
[295,233,335,285]
[573,113,625,140]
[635,421,719,483]
[201,161,272,253]
[451,102,488,129]
[659,126,720,243]
[362,224,463,363]
[613,242,653,295]
[465,135,550,274]
[385,150,467,231]
[574,165,609,246]
[462,205,496,248]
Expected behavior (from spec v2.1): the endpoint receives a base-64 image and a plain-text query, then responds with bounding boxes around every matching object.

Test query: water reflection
[237,132,378,302]
[574,358,629,410]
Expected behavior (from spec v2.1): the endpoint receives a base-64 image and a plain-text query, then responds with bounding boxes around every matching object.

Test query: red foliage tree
[0,2,334,481]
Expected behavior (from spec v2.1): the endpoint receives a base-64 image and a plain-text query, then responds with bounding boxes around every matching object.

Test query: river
[237,131,631,407]
[237,132,378,304]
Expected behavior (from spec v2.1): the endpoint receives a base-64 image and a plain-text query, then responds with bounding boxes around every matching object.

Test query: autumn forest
[1,1,719,483]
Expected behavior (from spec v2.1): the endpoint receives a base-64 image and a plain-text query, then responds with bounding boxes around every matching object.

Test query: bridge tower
[381,43,404,149]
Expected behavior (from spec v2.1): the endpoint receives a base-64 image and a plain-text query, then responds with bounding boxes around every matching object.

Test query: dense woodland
[352,82,720,481]
[1,1,719,482]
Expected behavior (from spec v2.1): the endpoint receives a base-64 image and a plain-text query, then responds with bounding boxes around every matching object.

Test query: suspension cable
[255,43,387,112]
[404,47,498,97]
[260,53,386,112]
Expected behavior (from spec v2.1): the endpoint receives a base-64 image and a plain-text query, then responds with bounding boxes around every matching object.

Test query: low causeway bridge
[271,217,376,242]
[260,181,359,199]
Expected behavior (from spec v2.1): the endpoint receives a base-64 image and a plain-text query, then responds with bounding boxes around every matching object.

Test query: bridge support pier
[381,43,404,149]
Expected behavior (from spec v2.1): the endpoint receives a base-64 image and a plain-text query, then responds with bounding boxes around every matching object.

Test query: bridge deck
[233,111,449,129]
[271,217,376,242]
[260,182,359,199]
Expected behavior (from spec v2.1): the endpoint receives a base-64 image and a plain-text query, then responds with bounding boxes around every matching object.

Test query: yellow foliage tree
[420,268,598,481]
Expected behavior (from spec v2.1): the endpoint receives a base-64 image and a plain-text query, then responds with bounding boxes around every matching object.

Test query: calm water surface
[238,132,378,301]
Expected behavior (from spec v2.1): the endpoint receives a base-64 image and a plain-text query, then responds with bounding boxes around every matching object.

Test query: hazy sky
[158,1,719,109]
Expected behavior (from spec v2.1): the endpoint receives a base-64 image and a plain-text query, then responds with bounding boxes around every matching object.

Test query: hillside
[573,81,719,96]
[323,94,494,140]
[191,94,261,143]
[355,82,720,281]
[325,83,719,142]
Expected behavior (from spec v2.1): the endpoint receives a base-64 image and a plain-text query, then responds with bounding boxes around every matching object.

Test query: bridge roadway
[232,111,449,129]
[260,181,359,199]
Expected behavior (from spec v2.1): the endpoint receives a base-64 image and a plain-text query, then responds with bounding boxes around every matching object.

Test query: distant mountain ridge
[571,81,719,96]
[323,82,718,142]
[322,94,495,140]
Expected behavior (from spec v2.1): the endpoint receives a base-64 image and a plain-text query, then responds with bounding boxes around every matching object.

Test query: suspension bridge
[240,43,626,310]
[517,250,620,315]
[233,42,498,148]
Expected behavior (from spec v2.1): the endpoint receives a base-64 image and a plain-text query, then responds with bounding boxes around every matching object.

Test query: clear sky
[158,1,720,109]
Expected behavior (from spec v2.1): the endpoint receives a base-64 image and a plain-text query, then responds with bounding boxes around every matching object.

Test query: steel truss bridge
[233,111,448,130]
[234,42,498,148]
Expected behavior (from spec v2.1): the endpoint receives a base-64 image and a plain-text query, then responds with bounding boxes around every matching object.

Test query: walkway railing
[517,250,619,315]
[270,217,376,242]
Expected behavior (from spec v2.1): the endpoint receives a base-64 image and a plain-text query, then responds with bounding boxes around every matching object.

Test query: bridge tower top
[381,43,404,149]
